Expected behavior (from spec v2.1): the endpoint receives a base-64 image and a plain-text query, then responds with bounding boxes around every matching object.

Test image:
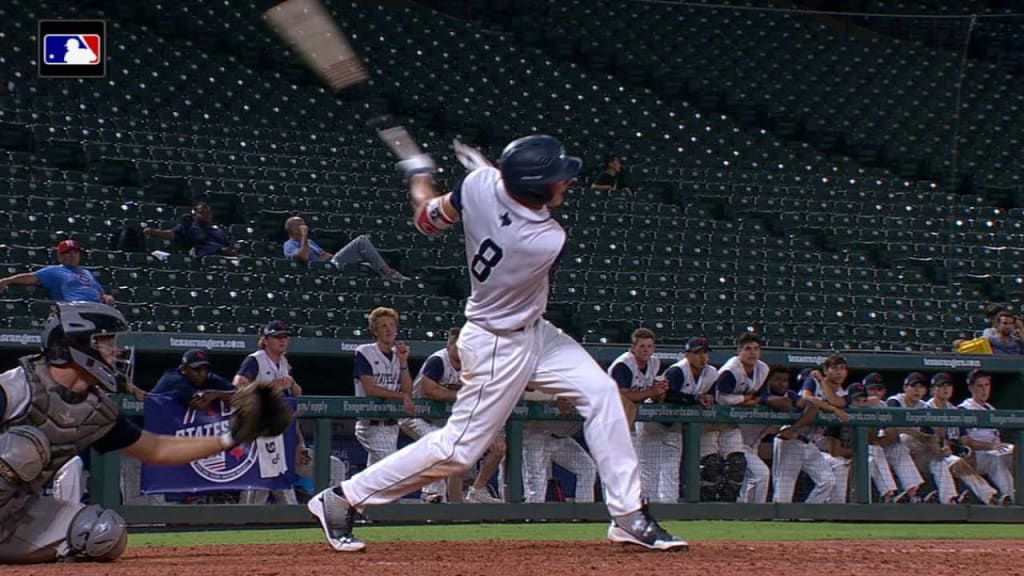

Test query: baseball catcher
[0,302,291,564]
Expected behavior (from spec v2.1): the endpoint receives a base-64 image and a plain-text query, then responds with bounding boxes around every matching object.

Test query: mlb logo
[43,34,102,65]
[38,20,106,78]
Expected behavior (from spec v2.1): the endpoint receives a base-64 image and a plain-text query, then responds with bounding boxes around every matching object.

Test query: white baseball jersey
[412,348,461,399]
[663,358,718,396]
[885,394,927,409]
[607,352,660,392]
[459,167,565,331]
[353,343,402,396]
[715,356,769,405]
[245,350,292,386]
[958,398,1001,444]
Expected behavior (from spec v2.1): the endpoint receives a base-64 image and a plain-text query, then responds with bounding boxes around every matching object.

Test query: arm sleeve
[610,363,633,389]
[353,351,374,379]
[448,178,464,214]
[236,356,259,382]
[420,356,445,382]
[283,240,298,259]
[92,415,144,454]
[89,270,106,293]
[715,371,738,395]
[886,398,901,408]
[799,379,816,394]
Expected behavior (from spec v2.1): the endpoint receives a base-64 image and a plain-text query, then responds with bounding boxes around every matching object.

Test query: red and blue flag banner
[140,394,297,493]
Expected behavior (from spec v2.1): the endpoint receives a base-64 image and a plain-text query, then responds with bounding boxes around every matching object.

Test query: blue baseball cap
[261,320,291,337]
[685,337,710,353]
[846,383,869,400]
[181,348,211,368]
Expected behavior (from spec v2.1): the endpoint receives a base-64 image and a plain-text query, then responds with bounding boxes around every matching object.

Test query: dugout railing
[91,396,1024,526]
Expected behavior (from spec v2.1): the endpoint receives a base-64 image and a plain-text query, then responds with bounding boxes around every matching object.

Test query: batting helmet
[498,135,581,204]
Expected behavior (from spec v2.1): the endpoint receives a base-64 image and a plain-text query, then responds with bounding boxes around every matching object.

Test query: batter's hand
[453,139,492,171]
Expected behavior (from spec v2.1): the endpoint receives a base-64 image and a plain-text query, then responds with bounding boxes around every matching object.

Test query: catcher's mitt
[228,383,293,445]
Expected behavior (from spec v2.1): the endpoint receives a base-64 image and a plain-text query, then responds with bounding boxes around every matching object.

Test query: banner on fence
[140,393,297,494]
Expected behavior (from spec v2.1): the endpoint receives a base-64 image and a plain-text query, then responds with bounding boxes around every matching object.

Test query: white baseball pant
[902,434,957,502]
[399,418,447,500]
[946,454,997,503]
[522,424,597,502]
[883,440,925,492]
[355,420,400,467]
[719,426,771,503]
[341,319,642,517]
[771,437,835,503]
[635,422,681,503]
[824,445,900,503]
[975,448,1015,499]
[51,456,85,504]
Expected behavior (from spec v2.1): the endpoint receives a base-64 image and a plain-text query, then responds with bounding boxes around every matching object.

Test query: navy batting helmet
[498,135,582,204]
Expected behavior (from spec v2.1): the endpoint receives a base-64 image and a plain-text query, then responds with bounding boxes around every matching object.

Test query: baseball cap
[930,372,954,387]
[57,239,82,254]
[904,372,928,387]
[846,383,869,400]
[181,348,212,368]
[797,366,820,382]
[261,320,291,337]
[685,337,711,353]
[862,372,885,389]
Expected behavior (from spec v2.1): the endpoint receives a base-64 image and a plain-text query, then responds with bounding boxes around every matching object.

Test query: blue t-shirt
[35,265,105,302]
[171,222,231,257]
[987,335,1023,355]
[420,356,445,382]
[283,238,325,261]
[151,368,235,408]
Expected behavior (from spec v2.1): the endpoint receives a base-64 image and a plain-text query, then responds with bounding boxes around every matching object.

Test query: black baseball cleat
[308,486,366,552]
[607,507,689,551]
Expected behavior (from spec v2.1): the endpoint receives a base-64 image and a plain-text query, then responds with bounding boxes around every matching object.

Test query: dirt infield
[6,540,1024,575]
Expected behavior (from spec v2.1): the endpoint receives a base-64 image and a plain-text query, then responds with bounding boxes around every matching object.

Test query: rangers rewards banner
[140,394,297,493]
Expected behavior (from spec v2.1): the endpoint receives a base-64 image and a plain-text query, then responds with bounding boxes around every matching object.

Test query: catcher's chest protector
[9,356,118,488]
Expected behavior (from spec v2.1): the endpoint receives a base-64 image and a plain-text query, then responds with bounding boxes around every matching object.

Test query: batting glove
[397,154,436,179]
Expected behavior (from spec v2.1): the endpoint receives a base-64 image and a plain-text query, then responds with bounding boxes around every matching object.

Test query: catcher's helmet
[41,302,133,393]
[498,135,581,204]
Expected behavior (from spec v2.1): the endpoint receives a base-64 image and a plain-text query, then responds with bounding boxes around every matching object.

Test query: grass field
[129,521,1024,548]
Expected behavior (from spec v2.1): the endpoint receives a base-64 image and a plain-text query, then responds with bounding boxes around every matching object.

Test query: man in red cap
[0,240,113,305]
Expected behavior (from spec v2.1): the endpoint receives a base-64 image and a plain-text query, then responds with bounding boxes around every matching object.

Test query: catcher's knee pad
[68,505,127,561]
[723,452,747,484]
[700,453,725,483]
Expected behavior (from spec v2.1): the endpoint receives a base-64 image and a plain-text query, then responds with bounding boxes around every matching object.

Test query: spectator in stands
[234,320,301,505]
[282,216,408,282]
[590,154,633,193]
[986,311,1023,355]
[981,303,1006,338]
[144,201,238,257]
[958,369,1015,504]
[0,239,114,305]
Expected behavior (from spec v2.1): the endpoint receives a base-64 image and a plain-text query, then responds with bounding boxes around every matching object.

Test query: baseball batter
[0,303,281,563]
[308,135,686,552]
[608,328,668,502]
